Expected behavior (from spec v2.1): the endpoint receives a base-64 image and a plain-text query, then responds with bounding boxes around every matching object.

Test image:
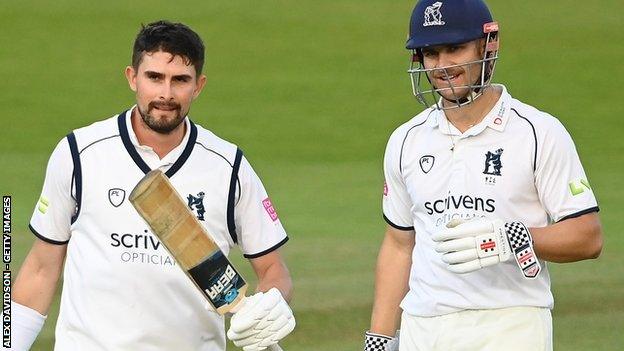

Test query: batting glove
[364,330,400,351]
[432,218,541,279]
[227,288,295,351]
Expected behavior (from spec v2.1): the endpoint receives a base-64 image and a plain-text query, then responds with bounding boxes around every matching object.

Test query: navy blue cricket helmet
[405,0,500,109]
[406,0,493,50]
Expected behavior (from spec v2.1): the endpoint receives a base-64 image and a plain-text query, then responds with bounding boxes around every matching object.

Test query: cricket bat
[129,170,283,351]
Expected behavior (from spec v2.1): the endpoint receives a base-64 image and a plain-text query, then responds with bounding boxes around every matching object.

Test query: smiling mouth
[434,72,461,83]
[150,103,180,112]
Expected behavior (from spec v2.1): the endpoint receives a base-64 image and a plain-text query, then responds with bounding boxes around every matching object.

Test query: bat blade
[129,170,247,315]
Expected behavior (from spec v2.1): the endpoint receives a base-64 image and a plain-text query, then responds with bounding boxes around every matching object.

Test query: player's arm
[530,212,602,262]
[432,213,601,277]
[13,239,66,314]
[365,128,415,350]
[249,249,292,301]
[10,238,67,350]
[227,155,295,350]
[9,137,74,350]
[370,225,414,336]
[227,250,295,351]
[432,119,602,276]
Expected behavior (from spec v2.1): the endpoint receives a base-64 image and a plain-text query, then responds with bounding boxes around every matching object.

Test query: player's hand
[364,330,400,351]
[431,218,541,279]
[227,288,295,351]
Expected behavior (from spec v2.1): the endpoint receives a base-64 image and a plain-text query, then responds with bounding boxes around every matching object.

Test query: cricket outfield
[1,1,622,349]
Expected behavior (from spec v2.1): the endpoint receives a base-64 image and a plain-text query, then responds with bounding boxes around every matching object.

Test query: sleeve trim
[383,214,414,231]
[557,206,600,222]
[226,148,244,244]
[29,224,69,245]
[243,237,289,259]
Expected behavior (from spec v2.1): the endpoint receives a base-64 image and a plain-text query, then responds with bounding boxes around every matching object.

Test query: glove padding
[227,288,295,351]
[432,218,541,279]
[364,330,400,351]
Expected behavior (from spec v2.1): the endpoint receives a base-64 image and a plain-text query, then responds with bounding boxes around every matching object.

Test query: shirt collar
[431,84,512,136]
[125,106,191,163]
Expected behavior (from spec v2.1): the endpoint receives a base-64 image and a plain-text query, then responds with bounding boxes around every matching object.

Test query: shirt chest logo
[419,155,435,174]
[187,192,206,221]
[483,148,504,186]
[483,148,504,176]
[108,188,126,207]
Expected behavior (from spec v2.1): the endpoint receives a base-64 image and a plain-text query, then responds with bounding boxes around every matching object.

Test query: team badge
[187,192,206,221]
[423,1,445,27]
[108,188,126,207]
[419,155,435,174]
[483,148,503,176]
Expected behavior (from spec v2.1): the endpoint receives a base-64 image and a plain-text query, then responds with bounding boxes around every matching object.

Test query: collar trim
[117,109,197,177]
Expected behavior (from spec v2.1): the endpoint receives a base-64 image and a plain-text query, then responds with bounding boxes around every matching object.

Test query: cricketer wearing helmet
[364,1,603,350]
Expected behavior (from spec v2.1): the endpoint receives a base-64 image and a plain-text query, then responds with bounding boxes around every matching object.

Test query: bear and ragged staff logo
[187,192,206,221]
[423,1,445,27]
[483,148,504,176]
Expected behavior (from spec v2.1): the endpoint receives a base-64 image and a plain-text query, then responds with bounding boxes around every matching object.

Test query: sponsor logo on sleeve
[383,181,388,196]
[37,195,49,214]
[262,197,279,222]
[569,178,591,196]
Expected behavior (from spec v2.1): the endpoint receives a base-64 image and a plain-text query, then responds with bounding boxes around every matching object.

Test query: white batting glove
[432,218,541,279]
[364,330,400,351]
[227,288,295,351]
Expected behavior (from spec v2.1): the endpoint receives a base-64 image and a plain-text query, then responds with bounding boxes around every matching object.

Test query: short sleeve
[534,119,598,222]
[235,157,288,258]
[29,138,76,244]
[382,131,415,230]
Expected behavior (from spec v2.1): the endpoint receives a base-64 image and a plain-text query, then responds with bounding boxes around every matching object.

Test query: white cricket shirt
[383,85,598,317]
[29,108,288,350]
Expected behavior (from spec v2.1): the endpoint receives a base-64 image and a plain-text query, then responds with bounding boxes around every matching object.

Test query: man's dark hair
[132,20,205,76]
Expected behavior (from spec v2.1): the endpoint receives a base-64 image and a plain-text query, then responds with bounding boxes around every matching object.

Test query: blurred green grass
[1,1,623,350]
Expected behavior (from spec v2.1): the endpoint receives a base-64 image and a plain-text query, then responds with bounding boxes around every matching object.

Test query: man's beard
[138,101,186,134]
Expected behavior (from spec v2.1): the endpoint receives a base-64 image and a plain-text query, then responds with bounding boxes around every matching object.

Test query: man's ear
[125,66,138,92]
[193,74,207,99]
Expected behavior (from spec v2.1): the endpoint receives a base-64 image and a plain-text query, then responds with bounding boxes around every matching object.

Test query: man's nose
[159,80,174,100]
